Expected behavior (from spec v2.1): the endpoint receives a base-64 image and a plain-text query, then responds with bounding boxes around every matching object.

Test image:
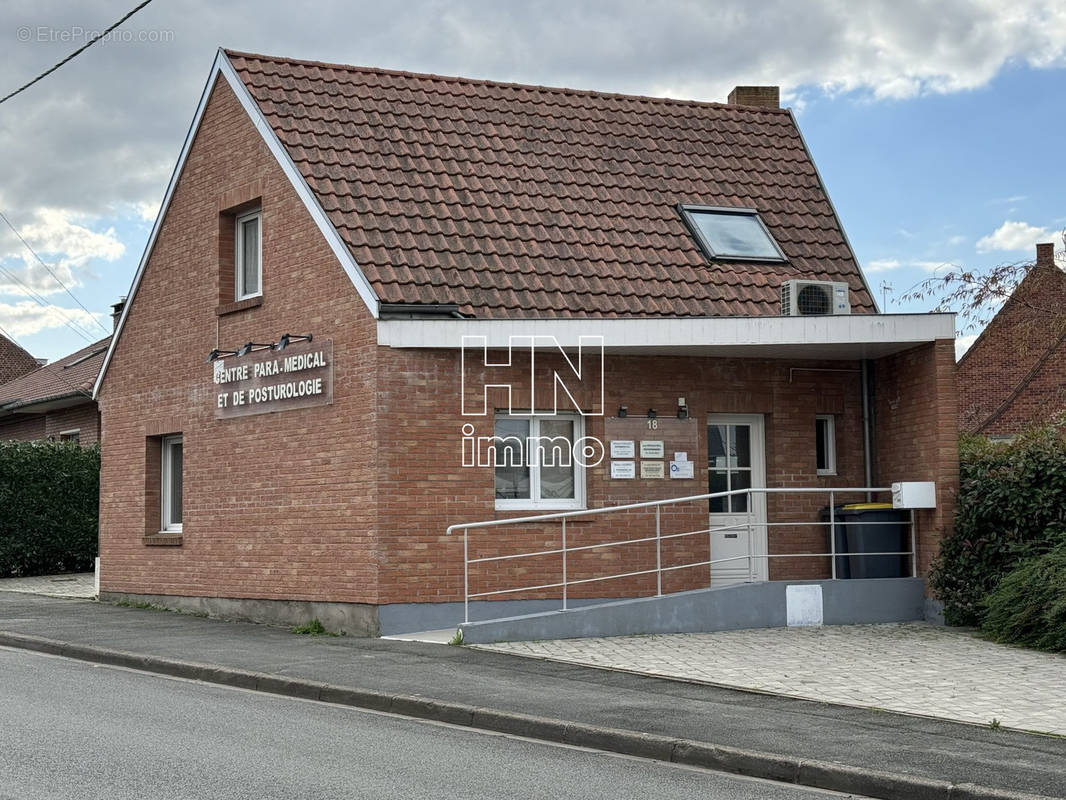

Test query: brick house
[0,332,39,385]
[0,335,110,444]
[957,242,1066,437]
[93,50,957,636]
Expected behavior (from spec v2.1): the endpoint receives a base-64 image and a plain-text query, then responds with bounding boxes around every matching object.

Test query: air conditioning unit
[781,280,851,316]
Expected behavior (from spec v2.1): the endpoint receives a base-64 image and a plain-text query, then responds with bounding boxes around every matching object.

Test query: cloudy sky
[1,0,1064,361]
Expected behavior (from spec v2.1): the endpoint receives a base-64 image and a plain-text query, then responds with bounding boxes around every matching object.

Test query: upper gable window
[235,209,262,300]
[679,206,786,262]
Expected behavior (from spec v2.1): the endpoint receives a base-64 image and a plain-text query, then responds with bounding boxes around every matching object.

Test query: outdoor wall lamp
[277,333,313,351]
[647,408,657,419]
[617,405,627,418]
[205,348,240,363]
[237,342,276,357]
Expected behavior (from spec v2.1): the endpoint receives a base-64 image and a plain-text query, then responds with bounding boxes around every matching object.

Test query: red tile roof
[226,51,876,317]
[0,336,110,412]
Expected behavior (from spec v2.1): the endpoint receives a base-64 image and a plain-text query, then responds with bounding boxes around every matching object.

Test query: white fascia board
[93,50,379,399]
[377,313,956,352]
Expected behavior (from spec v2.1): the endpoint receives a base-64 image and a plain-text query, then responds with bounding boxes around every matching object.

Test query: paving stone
[475,623,1066,735]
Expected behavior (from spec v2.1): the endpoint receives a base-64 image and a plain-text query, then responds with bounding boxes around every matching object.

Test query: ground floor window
[58,429,80,443]
[494,414,585,510]
[161,434,183,532]
[815,415,836,475]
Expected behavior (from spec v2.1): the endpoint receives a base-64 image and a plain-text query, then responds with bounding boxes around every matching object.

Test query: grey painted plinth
[457,578,927,644]
[99,592,379,637]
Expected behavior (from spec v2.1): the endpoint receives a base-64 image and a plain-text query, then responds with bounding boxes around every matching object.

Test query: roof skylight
[679,205,786,262]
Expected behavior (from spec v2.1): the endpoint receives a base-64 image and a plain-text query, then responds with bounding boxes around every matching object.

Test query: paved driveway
[0,572,95,599]
[475,623,1066,736]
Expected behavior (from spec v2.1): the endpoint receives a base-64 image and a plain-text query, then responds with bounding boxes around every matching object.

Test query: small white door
[707,414,767,586]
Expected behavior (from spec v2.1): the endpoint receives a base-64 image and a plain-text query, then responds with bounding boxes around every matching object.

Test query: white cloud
[955,334,979,360]
[15,208,125,268]
[0,300,107,338]
[0,207,125,298]
[865,258,901,273]
[976,220,1052,253]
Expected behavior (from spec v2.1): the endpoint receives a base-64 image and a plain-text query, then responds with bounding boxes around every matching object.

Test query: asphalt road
[0,647,867,800]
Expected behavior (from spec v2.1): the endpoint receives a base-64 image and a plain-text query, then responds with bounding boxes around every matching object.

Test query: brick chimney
[1035,242,1055,268]
[727,86,780,108]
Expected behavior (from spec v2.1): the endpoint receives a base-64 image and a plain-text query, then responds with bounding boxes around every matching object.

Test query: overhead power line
[1,0,157,106]
[0,256,101,345]
[0,209,111,335]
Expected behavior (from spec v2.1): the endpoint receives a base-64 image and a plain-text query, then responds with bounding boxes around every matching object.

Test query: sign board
[213,339,333,419]
[670,460,694,479]
[610,440,635,458]
[640,440,664,459]
[640,461,665,479]
[610,460,636,479]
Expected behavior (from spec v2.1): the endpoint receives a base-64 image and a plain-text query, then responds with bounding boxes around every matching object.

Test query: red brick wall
[375,348,871,604]
[96,78,381,605]
[0,414,46,441]
[957,252,1066,435]
[0,336,38,384]
[45,403,101,445]
[873,340,958,579]
[0,403,99,444]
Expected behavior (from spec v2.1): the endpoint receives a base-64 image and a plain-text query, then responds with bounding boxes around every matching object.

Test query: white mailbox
[891,481,936,509]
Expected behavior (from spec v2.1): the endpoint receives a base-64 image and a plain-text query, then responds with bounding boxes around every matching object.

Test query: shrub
[981,538,1066,653]
[929,417,1066,625]
[0,441,100,578]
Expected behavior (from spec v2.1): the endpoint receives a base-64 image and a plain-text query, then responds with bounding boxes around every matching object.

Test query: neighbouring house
[93,50,957,637]
[957,242,1066,437]
[0,332,40,385]
[0,334,111,445]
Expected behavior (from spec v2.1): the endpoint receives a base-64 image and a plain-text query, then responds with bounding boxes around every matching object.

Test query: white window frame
[815,415,836,476]
[161,434,183,533]
[58,428,81,443]
[494,413,586,512]
[234,209,262,301]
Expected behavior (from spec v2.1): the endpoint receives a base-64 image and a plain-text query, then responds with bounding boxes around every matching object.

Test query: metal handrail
[450,487,915,623]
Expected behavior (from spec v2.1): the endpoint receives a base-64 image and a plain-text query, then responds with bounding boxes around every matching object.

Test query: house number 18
[647,419,658,429]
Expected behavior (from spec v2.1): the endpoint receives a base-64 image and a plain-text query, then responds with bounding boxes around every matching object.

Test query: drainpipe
[862,359,873,502]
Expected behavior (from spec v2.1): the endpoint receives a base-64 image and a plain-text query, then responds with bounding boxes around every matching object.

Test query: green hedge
[929,416,1066,626]
[981,537,1066,652]
[0,441,100,578]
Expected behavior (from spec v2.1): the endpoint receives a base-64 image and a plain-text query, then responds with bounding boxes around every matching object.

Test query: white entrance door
[707,415,767,586]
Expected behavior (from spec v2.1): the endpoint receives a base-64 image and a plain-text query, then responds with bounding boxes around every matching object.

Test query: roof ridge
[222,48,790,115]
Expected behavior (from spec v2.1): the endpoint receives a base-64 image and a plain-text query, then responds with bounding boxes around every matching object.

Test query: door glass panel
[730,470,751,512]
[708,470,728,512]
[733,425,751,469]
[707,425,728,460]
[494,418,530,499]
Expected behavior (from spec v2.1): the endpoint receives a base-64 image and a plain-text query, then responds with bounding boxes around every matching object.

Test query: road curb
[0,630,1055,800]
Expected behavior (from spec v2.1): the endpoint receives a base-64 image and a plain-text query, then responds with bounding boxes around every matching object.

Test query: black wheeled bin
[820,503,909,579]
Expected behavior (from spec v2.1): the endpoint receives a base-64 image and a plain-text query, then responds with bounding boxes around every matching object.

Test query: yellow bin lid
[842,502,893,510]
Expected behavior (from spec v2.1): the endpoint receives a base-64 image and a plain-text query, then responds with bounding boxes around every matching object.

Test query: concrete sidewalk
[1,593,1064,800]
[0,572,95,599]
